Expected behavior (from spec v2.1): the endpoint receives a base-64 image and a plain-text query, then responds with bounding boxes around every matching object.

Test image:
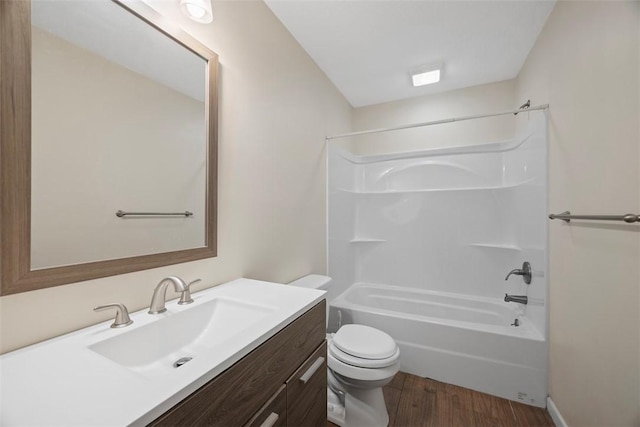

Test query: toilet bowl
[289,275,400,427]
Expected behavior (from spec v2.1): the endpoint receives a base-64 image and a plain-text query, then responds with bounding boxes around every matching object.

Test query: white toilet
[289,275,400,427]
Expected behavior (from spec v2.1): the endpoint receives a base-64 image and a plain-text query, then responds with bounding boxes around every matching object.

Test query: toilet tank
[289,275,332,326]
[288,274,332,290]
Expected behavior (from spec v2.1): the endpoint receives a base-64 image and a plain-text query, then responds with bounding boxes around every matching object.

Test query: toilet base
[327,388,346,425]
[326,384,390,427]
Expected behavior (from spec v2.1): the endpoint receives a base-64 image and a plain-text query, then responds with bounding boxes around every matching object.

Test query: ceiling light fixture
[180,0,213,23]
[411,64,442,87]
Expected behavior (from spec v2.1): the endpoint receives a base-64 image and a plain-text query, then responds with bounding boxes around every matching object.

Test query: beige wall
[515,2,640,426]
[31,28,206,269]
[351,79,516,155]
[0,0,351,354]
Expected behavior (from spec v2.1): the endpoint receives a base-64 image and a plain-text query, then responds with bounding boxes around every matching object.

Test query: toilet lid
[332,324,397,360]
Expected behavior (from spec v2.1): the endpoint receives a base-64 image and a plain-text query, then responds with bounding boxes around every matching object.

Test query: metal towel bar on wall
[548,211,640,223]
[116,210,193,218]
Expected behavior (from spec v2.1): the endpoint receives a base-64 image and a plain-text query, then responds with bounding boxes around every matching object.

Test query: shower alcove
[327,112,548,407]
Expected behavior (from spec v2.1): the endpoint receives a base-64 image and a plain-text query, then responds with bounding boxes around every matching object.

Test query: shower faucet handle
[505,262,532,284]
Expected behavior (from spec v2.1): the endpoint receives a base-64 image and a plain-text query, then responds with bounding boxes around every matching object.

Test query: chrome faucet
[504,294,528,305]
[94,303,133,328]
[149,276,193,314]
[505,261,532,284]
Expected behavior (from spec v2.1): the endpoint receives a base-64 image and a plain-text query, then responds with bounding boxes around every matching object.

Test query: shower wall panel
[328,113,548,337]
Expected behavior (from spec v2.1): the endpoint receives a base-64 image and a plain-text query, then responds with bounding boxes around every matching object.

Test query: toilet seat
[329,342,400,368]
[329,324,400,368]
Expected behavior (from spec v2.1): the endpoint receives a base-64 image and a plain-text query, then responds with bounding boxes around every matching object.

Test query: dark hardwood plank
[394,374,437,427]
[388,371,408,390]
[441,381,476,427]
[421,377,441,393]
[510,400,555,427]
[472,390,518,427]
[329,372,554,427]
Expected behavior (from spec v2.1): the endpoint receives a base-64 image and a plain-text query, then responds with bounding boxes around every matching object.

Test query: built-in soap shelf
[349,237,386,244]
[469,243,522,251]
[336,179,535,195]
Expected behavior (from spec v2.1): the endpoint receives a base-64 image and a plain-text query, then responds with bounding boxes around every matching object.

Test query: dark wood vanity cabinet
[149,301,327,427]
[245,385,287,427]
[285,342,328,427]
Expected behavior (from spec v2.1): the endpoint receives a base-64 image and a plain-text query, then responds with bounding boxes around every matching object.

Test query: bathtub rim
[330,282,545,342]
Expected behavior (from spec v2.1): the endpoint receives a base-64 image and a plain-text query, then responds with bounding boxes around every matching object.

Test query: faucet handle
[504,262,532,284]
[178,279,201,305]
[94,303,133,328]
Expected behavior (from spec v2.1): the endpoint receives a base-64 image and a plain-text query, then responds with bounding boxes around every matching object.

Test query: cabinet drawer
[149,300,325,426]
[244,385,287,427]
[286,342,327,427]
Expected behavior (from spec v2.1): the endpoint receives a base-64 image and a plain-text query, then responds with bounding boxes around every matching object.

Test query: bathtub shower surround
[327,112,548,406]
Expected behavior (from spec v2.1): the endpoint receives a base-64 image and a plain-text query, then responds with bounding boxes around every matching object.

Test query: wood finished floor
[329,372,555,427]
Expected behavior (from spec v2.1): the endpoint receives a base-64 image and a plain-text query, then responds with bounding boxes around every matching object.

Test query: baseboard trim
[547,396,568,427]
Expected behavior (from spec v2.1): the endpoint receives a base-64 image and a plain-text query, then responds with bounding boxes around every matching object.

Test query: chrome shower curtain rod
[548,211,640,223]
[325,104,549,141]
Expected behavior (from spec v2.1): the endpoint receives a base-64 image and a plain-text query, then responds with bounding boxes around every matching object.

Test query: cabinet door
[286,342,327,427]
[245,385,287,427]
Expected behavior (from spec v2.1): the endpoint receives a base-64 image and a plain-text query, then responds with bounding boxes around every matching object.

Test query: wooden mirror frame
[0,0,218,296]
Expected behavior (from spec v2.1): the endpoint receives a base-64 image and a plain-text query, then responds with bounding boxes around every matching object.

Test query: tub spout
[504,294,528,305]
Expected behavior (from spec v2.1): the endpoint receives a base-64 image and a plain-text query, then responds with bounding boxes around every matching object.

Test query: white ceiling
[264,0,556,107]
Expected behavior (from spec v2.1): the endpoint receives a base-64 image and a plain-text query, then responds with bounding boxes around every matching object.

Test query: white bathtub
[328,283,548,407]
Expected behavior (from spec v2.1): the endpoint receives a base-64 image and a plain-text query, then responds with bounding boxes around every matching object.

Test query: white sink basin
[0,278,325,427]
[88,297,275,377]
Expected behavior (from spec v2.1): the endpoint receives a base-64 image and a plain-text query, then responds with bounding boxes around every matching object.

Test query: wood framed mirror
[0,0,218,296]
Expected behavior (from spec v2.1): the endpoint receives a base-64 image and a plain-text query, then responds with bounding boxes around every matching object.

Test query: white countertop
[0,279,325,426]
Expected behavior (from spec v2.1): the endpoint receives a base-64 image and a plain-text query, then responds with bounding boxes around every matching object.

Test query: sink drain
[173,357,193,368]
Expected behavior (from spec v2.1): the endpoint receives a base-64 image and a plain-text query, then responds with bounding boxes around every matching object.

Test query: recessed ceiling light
[412,69,441,87]
[180,0,213,23]
[411,63,442,87]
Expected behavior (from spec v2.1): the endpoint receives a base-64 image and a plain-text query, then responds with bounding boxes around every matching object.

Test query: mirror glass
[30,0,208,269]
